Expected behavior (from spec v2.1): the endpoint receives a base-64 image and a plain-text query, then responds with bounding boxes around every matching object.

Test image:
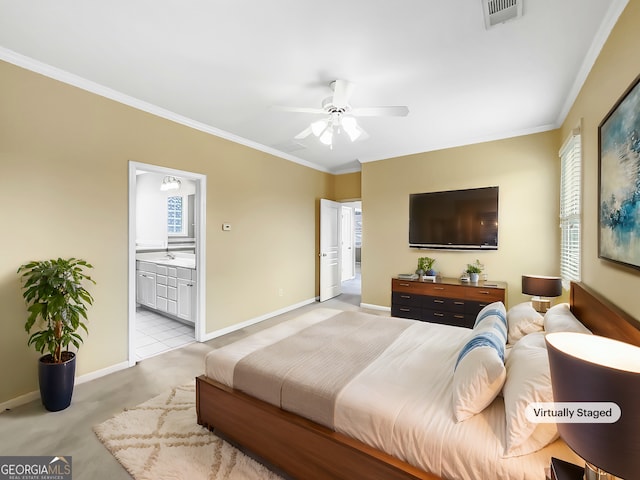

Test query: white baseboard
[360,302,390,312]
[0,390,40,412]
[201,297,317,342]
[0,360,131,412]
[75,360,130,386]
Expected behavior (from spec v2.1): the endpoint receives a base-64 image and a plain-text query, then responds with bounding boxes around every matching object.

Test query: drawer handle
[434,312,444,317]
[434,287,445,290]
[433,299,444,304]
[399,283,410,287]
[400,308,411,312]
[401,295,411,299]
[454,315,465,319]
[478,291,490,295]
[454,301,464,305]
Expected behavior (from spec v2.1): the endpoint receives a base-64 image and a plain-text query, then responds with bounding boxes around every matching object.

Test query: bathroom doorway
[340,201,361,303]
[127,162,206,364]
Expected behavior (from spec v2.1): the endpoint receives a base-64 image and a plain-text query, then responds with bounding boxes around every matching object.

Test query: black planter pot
[38,352,76,412]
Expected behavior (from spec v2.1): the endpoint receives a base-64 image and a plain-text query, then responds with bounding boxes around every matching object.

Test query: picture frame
[598,73,640,270]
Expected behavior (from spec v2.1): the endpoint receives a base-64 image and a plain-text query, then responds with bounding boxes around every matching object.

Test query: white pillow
[503,332,558,457]
[452,302,507,422]
[543,303,592,334]
[507,302,544,344]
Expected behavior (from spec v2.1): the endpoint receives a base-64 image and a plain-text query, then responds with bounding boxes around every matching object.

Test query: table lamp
[521,275,562,313]
[546,332,640,480]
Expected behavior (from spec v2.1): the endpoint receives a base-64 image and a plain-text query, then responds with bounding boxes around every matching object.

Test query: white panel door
[320,199,341,302]
[341,205,355,281]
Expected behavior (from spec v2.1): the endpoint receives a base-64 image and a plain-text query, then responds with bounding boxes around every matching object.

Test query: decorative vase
[38,352,76,411]
[469,273,480,283]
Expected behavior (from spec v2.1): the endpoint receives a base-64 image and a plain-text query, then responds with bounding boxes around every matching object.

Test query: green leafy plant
[466,259,484,274]
[17,258,95,364]
[418,257,436,272]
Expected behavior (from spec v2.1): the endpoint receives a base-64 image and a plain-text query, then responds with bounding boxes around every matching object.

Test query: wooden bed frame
[196,282,640,480]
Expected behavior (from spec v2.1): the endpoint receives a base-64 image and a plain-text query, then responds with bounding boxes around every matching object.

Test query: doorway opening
[340,201,361,300]
[127,162,206,365]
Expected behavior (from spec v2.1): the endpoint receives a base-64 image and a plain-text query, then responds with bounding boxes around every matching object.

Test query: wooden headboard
[570,281,640,347]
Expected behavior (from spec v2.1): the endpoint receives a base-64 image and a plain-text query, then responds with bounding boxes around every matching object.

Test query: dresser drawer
[465,300,499,317]
[423,310,473,328]
[392,291,424,307]
[414,282,469,300]
[424,297,466,313]
[392,279,425,294]
[462,286,504,303]
[391,304,426,320]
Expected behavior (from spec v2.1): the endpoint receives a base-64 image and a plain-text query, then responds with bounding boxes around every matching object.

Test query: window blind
[559,129,581,288]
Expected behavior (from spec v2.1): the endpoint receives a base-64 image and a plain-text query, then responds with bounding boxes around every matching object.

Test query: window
[167,195,185,236]
[559,128,582,288]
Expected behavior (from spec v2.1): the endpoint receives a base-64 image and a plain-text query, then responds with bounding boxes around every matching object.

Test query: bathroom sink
[153,257,195,268]
[136,253,196,269]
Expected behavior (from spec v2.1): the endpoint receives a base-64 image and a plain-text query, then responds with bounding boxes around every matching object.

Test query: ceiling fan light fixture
[341,116,362,141]
[311,119,328,137]
[319,129,333,146]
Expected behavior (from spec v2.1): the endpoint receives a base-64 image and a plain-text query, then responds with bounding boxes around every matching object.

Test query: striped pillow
[452,302,508,422]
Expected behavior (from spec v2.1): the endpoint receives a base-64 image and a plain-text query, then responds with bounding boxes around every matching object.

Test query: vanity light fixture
[160,176,181,191]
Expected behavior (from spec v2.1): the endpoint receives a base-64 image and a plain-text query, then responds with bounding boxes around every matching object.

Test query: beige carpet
[94,383,283,480]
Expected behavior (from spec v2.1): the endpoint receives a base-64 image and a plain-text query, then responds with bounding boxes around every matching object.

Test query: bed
[196,282,640,480]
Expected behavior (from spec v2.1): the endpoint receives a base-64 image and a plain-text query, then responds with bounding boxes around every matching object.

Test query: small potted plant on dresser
[17,257,95,411]
[417,256,437,278]
[466,259,484,283]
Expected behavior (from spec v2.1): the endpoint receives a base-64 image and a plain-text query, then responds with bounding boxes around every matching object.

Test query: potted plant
[417,257,437,276]
[17,257,95,411]
[466,259,484,283]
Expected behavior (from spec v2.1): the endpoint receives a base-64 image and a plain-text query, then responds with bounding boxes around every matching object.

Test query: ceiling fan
[274,80,409,148]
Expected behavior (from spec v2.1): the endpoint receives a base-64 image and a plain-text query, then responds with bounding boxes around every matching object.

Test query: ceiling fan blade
[271,105,326,114]
[294,125,313,140]
[331,80,356,107]
[350,106,409,117]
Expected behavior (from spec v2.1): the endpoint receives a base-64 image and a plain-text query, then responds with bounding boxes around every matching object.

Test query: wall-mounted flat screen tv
[409,186,499,250]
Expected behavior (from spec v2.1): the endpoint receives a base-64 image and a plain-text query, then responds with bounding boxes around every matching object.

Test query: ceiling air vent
[482,0,523,29]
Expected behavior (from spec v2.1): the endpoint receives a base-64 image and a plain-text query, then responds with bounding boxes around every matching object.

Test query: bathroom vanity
[135,252,196,324]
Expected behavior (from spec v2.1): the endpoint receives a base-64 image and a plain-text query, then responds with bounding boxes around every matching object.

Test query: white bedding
[204,308,581,480]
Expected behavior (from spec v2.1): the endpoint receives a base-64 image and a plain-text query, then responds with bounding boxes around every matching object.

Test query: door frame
[127,161,207,366]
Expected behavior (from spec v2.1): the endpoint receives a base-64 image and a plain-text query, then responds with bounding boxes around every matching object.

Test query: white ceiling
[0,0,628,173]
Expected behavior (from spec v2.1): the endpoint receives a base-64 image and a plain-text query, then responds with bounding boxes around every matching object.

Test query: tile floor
[135,307,195,361]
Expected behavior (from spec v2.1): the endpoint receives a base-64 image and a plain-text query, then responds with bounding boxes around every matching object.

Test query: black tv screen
[409,186,499,250]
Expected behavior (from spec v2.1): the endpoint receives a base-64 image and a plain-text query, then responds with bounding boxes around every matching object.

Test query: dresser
[391,277,507,328]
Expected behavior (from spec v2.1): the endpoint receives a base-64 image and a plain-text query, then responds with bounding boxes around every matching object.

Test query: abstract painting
[599,74,640,270]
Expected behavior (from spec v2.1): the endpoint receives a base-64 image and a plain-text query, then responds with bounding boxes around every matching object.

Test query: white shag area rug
[94,383,283,480]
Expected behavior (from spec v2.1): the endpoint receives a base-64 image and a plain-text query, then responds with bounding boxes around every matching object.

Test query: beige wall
[333,171,362,200]
[561,0,640,321]
[361,130,561,309]
[0,61,331,404]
